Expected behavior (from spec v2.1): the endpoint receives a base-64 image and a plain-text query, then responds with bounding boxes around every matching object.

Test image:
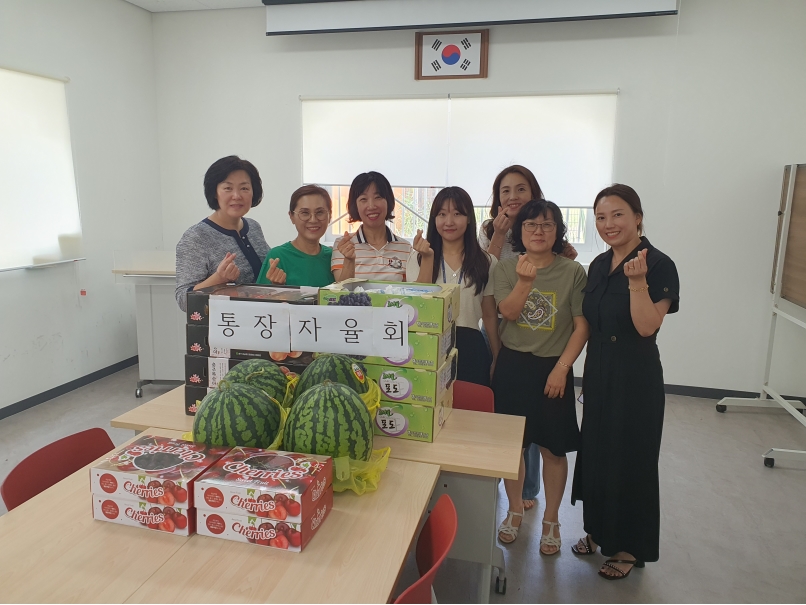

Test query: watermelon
[296,354,369,398]
[193,381,283,449]
[283,382,373,461]
[224,359,288,404]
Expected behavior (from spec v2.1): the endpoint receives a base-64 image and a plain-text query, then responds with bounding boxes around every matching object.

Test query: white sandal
[498,510,523,544]
[540,520,561,555]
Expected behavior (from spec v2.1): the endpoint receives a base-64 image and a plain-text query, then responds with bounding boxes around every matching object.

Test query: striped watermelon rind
[193,380,283,449]
[223,359,292,408]
[296,354,369,398]
[283,381,373,462]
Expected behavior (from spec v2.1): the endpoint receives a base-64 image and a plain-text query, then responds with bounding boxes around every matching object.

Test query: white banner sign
[208,298,408,357]
[289,305,408,357]
[208,297,291,353]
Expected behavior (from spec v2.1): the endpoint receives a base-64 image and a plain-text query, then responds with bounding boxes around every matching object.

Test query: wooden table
[0,428,440,604]
[111,386,523,480]
[111,386,524,602]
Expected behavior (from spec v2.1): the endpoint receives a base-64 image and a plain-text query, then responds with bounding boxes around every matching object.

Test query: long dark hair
[483,165,544,241]
[417,187,491,296]
[511,200,568,255]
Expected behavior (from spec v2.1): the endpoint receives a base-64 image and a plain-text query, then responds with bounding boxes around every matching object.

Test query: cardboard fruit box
[91,494,195,536]
[194,448,333,525]
[364,348,458,407]
[89,435,230,508]
[187,283,318,327]
[354,323,455,371]
[186,323,314,371]
[196,489,333,552]
[374,387,454,443]
[185,385,212,416]
[319,280,460,335]
[185,355,242,390]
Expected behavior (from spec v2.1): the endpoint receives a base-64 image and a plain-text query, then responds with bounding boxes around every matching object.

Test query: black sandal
[598,558,645,580]
[571,535,597,555]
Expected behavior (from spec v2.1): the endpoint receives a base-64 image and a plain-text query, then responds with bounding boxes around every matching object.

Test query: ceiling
[124,0,264,12]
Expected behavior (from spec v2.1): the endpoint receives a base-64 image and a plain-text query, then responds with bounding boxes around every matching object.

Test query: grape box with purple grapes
[319,280,460,335]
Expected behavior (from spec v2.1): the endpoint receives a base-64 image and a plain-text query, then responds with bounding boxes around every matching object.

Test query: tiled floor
[2,366,805,603]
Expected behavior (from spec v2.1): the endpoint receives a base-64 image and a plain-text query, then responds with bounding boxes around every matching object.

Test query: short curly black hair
[203,156,263,210]
[346,171,396,223]
[511,199,567,255]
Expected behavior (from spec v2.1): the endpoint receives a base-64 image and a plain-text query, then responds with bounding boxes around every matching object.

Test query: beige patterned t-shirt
[493,254,587,357]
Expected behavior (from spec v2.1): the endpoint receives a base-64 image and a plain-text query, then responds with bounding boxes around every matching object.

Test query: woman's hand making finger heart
[266,257,287,285]
[337,230,356,260]
[216,252,240,283]
[624,249,648,284]
[515,253,537,284]
[492,211,512,237]
[412,229,434,258]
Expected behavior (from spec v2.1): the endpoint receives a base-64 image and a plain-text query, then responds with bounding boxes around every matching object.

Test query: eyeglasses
[522,221,557,233]
[292,209,330,222]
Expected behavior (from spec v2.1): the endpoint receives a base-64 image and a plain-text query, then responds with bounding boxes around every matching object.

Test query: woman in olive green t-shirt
[492,200,589,554]
[257,185,334,288]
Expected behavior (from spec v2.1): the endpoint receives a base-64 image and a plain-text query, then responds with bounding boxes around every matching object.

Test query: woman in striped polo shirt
[331,171,431,282]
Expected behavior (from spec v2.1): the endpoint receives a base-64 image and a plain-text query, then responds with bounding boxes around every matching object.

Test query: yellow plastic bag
[360,377,381,420]
[332,447,391,495]
[281,372,299,408]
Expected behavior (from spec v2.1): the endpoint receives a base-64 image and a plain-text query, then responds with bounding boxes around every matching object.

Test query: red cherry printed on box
[194,447,333,524]
[90,435,230,508]
[91,494,196,536]
[196,489,333,552]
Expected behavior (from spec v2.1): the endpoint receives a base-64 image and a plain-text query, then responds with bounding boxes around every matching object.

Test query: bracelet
[628,284,649,292]
[489,242,502,250]
[557,360,571,369]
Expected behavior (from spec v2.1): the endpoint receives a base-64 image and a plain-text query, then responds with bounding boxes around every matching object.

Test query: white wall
[152,0,806,396]
[0,0,163,410]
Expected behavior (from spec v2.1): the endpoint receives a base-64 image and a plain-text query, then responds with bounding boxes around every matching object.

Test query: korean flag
[421,32,483,77]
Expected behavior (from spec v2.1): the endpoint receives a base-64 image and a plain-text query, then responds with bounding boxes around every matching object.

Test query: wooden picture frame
[415,29,489,81]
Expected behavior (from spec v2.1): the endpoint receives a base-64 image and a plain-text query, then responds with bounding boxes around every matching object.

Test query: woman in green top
[257,185,335,287]
[492,199,589,553]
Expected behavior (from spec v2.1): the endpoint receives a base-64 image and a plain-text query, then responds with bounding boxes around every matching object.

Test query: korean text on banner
[207,297,409,357]
[290,305,409,357]
[208,296,292,353]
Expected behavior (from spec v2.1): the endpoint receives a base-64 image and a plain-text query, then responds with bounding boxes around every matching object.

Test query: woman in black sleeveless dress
[571,184,679,580]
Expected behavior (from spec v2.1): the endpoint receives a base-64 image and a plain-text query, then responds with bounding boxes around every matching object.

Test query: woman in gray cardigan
[175,156,270,311]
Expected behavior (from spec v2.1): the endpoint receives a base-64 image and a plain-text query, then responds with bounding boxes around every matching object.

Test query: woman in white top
[407,186,500,386]
[331,171,431,281]
[479,164,577,260]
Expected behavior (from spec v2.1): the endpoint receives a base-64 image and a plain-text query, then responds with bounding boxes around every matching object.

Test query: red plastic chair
[1,428,114,511]
[452,380,494,413]
[394,494,458,604]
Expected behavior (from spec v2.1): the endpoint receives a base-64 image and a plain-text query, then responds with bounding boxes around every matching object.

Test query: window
[0,68,82,271]
[302,94,616,261]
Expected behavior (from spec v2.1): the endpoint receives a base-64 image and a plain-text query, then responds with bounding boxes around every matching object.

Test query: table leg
[427,472,504,603]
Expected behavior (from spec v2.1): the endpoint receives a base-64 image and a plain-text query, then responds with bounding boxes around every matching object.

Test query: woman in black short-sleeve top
[570,184,680,581]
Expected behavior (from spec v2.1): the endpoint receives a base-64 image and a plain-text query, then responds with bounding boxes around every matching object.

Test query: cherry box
[90,435,230,508]
[194,447,333,525]
[196,489,333,552]
[91,493,195,536]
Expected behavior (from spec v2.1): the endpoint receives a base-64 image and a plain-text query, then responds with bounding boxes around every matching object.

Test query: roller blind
[301,93,616,208]
[302,98,449,187]
[0,68,82,271]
